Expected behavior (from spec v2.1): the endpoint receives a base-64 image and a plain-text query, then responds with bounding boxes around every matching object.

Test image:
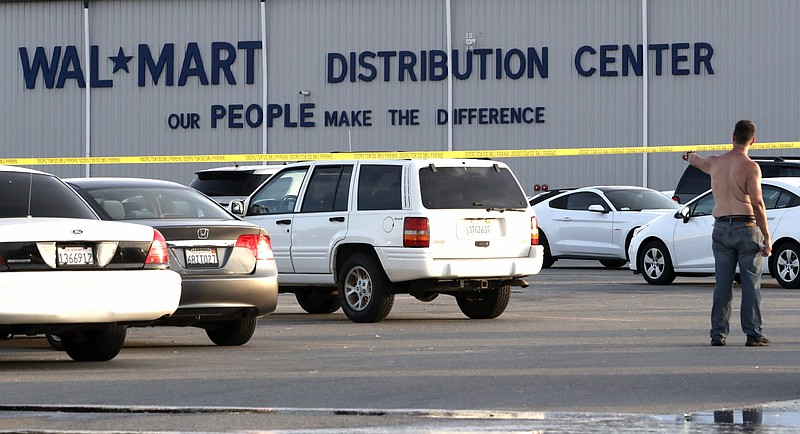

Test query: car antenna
[27,169,33,218]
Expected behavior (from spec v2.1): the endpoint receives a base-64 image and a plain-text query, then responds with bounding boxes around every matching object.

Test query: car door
[552,191,613,255]
[672,185,796,272]
[242,166,311,273]
[290,164,353,274]
[671,192,715,270]
[759,184,797,265]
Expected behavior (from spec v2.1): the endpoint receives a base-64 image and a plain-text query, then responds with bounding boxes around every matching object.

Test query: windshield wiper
[485,207,526,212]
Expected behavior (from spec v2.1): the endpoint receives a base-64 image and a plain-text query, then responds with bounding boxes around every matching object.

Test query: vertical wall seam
[83,0,91,176]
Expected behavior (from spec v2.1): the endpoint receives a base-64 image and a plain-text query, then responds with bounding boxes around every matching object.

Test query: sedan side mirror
[674,206,690,223]
[229,200,245,216]
[588,204,609,213]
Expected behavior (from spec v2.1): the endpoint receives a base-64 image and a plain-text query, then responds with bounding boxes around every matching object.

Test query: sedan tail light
[145,229,170,265]
[403,217,429,247]
[531,216,539,245]
[236,234,274,260]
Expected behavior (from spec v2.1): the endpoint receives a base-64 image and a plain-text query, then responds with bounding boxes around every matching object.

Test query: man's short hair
[734,119,756,145]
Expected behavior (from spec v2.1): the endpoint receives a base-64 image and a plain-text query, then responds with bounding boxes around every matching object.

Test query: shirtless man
[684,119,771,347]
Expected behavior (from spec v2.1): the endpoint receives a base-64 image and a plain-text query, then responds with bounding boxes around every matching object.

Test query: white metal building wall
[1,0,798,192]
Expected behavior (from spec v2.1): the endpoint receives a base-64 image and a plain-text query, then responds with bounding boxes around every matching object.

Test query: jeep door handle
[276,219,291,225]
[329,216,345,222]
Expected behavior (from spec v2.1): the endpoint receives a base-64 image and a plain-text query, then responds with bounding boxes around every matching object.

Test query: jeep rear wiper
[485,207,526,212]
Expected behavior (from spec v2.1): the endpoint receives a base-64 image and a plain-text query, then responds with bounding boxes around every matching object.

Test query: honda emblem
[197,228,209,239]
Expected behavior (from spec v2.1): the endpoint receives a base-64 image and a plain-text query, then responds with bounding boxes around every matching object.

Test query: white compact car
[532,186,680,268]
[0,165,181,361]
[628,177,800,288]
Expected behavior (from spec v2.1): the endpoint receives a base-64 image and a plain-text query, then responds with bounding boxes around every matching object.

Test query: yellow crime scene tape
[0,141,798,166]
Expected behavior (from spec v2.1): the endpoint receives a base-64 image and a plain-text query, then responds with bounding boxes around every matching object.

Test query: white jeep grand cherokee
[232,159,543,322]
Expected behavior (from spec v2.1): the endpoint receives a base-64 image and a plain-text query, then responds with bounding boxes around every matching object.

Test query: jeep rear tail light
[403,217,429,247]
[145,229,170,265]
[236,234,274,260]
[531,216,539,245]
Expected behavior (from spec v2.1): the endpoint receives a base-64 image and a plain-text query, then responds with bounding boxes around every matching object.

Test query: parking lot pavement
[1,260,799,432]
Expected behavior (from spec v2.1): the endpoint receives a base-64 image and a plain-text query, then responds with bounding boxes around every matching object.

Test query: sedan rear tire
[46,334,64,351]
[540,233,556,268]
[295,290,341,314]
[638,240,676,285]
[205,315,257,346]
[61,324,127,362]
[599,259,627,268]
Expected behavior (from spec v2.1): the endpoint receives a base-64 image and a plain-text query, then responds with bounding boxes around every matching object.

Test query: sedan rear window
[190,170,269,197]
[79,187,234,220]
[0,172,97,219]
[419,166,527,209]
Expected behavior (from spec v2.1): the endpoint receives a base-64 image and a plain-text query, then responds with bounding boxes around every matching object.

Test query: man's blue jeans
[710,220,765,340]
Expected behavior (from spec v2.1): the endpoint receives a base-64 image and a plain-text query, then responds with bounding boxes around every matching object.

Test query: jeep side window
[301,165,353,213]
[247,167,309,215]
[358,165,402,210]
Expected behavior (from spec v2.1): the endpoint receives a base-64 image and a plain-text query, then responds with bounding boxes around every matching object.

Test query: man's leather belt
[715,215,756,222]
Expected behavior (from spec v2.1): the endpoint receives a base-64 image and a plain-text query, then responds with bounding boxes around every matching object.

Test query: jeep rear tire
[295,290,341,314]
[61,324,127,362]
[338,253,395,323]
[456,285,511,319]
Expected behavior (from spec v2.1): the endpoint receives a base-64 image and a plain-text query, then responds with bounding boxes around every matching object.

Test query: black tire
[456,285,511,319]
[60,324,127,362]
[772,241,800,289]
[338,253,395,323]
[46,334,64,351]
[295,290,341,314]
[540,233,556,268]
[205,315,258,346]
[637,240,676,285]
[599,259,628,268]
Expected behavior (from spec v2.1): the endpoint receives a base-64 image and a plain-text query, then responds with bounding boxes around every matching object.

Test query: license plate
[186,248,218,266]
[57,246,94,266]
[457,219,499,239]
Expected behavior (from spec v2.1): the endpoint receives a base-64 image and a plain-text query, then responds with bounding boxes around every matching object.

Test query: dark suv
[672,156,800,203]
[189,165,282,208]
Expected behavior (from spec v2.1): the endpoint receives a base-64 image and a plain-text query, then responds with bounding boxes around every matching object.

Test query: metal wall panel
[1,1,85,177]
[86,0,264,180]
[1,0,798,193]
[645,0,800,190]
[264,0,448,154]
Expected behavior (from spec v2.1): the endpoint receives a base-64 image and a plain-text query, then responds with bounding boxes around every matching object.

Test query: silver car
[67,177,279,346]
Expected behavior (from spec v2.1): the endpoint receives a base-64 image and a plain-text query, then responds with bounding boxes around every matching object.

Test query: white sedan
[0,166,181,361]
[533,186,680,268]
[628,177,800,288]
